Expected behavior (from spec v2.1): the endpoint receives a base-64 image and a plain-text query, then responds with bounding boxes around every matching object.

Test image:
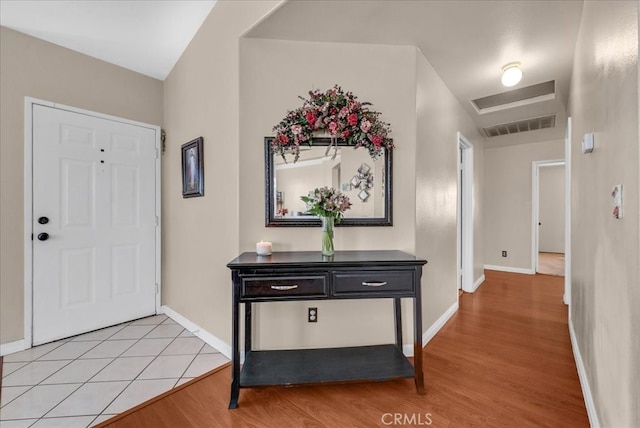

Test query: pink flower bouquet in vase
[301,187,352,256]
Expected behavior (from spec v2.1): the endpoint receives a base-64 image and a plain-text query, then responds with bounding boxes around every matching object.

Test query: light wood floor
[98,270,588,428]
[538,252,565,276]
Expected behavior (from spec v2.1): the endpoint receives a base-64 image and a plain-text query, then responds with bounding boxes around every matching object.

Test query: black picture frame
[265,137,393,227]
[182,137,204,198]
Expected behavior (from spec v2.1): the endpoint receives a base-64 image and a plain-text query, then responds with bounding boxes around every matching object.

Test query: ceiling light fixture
[501,62,522,87]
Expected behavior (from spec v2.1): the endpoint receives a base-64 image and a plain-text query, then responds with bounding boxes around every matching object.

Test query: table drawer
[242,275,328,299]
[333,270,415,296]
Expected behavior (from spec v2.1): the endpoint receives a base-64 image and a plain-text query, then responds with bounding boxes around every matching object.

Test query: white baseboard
[0,339,26,357]
[402,300,459,356]
[471,274,485,292]
[462,274,485,293]
[160,305,232,359]
[569,316,600,428]
[162,302,459,363]
[3,309,233,359]
[423,301,458,346]
[484,264,535,275]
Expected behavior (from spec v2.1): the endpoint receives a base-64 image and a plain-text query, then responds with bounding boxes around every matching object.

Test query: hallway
[100,270,589,427]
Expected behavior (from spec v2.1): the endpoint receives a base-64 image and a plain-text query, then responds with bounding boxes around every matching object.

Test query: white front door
[32,104,159,345]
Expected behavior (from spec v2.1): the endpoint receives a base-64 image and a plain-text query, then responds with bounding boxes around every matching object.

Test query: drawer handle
[362,281,388,287]
[270,285,299,291]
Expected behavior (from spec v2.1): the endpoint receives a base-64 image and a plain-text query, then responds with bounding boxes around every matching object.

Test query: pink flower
[272,86,393,164]
[305,111,317,126]
[328,121,338,135]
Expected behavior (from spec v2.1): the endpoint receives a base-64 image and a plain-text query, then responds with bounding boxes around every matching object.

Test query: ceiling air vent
[472,81,555,114]
[483,115,556,138]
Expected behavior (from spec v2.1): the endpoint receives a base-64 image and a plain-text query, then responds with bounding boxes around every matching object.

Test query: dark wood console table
[227,250,427,409]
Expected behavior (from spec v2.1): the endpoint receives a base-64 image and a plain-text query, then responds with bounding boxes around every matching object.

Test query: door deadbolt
[38,216,49,225]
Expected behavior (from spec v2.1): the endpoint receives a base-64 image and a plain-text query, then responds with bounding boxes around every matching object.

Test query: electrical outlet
[502,250,507,257]
[308,307,318,323]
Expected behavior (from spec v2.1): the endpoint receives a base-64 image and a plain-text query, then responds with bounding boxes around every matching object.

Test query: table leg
[394,298,403,350]
[245,302,252,353]
[413,271,425,395]
[229,275,240,409]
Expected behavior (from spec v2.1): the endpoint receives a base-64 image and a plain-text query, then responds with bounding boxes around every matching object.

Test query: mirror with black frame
[265,137,392,227]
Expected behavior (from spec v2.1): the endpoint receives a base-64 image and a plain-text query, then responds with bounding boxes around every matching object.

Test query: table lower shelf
[240,344,414,387]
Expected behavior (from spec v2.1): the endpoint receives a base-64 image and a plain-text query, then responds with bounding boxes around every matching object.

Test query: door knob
[38,216,49,225]
[37,233,49,241]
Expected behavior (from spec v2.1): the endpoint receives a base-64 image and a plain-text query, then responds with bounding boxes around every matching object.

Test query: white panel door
[32,104,158,345]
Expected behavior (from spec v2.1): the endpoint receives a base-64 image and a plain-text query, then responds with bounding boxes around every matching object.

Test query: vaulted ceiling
[245,1,584,147]
[1,0,584,147]
[0,0,217,80]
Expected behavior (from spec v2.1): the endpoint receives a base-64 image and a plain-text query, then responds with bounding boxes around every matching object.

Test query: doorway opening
[532,160,566,277]
[457,132,475,293]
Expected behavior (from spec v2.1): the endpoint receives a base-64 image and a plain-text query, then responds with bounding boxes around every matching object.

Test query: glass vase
[321,216,335,256]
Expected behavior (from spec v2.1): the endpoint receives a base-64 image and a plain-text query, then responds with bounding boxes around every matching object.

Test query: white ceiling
[0,0,216,80]
[245,0,584,147]
[1,0,584,146]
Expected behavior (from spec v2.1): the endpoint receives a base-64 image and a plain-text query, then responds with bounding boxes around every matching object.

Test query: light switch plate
[612,184,623,219]
[582,133,594,154]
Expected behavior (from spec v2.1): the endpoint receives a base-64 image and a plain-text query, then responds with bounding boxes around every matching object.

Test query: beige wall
[539,165,565,253]
[0,27,163,345]
[473,146,485,283]
[277,162,332,216]
[239,38,418,349]
[415,51,484,326]
[483,140,564,270]
[162,1,280,345]
[569,2,640,427]
[237,39,485,348]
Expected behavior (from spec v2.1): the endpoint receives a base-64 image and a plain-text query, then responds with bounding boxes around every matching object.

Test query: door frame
[457,132,475,293]
[531,159,565,276]
[564,117,572,307]
[23,97,162,348]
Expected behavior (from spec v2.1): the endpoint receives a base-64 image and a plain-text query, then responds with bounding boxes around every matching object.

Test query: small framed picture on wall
[182,137,204,198]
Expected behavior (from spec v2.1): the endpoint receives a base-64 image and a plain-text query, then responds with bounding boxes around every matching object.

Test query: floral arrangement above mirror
[271,85,394,163]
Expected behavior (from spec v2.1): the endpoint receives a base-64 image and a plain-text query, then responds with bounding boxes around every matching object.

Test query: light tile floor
[0,314,229,427]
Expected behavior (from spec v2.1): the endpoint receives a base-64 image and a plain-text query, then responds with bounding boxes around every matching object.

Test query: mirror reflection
[265,137,392,227]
